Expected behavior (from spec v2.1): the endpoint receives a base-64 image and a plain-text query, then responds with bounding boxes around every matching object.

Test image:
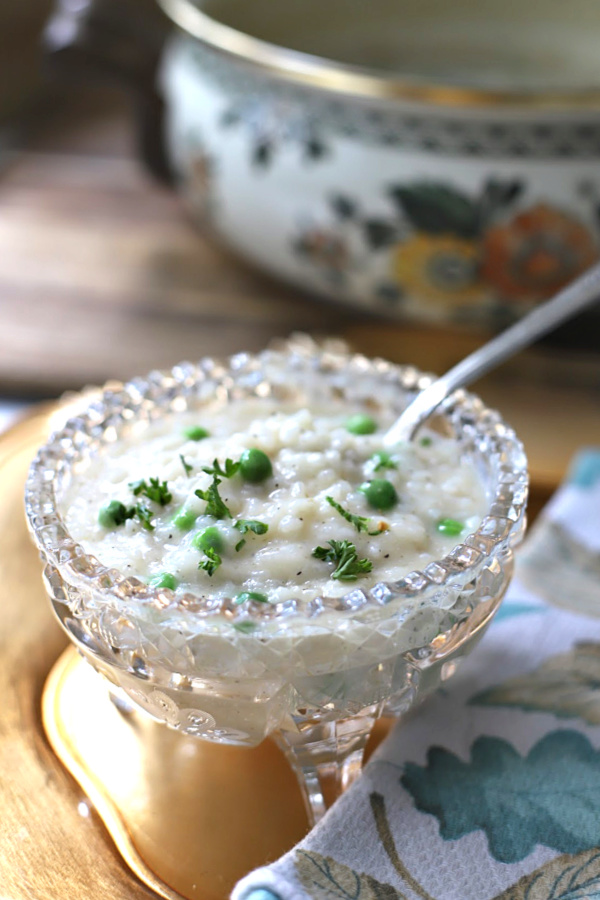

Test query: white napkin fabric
[233,449,600,900]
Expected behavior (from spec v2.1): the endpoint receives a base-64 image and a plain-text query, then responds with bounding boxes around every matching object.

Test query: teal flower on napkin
[402,730,600,863]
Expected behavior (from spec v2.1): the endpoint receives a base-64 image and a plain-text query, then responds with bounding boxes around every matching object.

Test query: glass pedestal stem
[275,704,382,827]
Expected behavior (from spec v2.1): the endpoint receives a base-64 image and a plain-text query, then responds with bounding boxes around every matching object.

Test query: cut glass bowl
[25,336,528,822]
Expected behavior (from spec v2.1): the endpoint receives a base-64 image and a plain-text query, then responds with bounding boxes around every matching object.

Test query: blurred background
[1,0,599,502]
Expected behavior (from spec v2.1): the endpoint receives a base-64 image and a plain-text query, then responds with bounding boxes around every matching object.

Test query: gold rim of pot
[158,0,600,109]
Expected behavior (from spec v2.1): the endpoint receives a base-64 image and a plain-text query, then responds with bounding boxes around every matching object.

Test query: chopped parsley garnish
[135,503,155,531]
[98,499,156,531]
[202,458,241,478]
[179,454,193,476]
[198,546,222,576]
[233,518,269,552]
[312,540,373,581]
[98,500,135,529]
[326,496,381,536]
[129,477,172,506]
[371,450,398,473]
[234,519,269,536]
[195,476,232,519]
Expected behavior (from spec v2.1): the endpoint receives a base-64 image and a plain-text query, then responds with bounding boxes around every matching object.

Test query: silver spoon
[383,262,600,447]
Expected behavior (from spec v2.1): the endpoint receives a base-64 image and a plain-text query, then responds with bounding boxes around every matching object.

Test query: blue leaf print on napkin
[401,730,600,864]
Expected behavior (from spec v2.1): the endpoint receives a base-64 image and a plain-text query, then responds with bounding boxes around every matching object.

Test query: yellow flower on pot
[394,233,487,307]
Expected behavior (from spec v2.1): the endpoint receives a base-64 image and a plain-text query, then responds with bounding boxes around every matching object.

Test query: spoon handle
[384,261,600,446]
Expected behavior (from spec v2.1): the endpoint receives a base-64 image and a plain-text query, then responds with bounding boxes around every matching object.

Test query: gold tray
[0,405,396,900]
[42,647,311,900]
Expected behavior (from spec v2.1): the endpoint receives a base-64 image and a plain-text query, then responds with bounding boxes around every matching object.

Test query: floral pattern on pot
[394,234,487,308]
[292,227,350,285]
[482,203,598,302]
[220,97,329,168]
[293,180,599,319]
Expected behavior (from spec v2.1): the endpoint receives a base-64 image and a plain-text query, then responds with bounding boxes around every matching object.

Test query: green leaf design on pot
[363,219,399,249]
[491,847,600,899]
[471,642,600,725]
[402,731,600,863]
[295,849,407,900]
[389,182,482,238]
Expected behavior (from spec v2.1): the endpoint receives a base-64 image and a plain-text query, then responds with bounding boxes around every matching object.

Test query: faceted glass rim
[25,336,528,626]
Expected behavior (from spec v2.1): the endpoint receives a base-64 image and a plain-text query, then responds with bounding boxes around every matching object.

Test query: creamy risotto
[60,397,486,604]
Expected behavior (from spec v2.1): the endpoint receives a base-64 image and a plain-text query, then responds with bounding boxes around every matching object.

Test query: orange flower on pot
[482,204,598,303]
[394,234,487,307]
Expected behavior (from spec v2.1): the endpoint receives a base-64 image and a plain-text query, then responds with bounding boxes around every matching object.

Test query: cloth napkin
[233,450,600,900]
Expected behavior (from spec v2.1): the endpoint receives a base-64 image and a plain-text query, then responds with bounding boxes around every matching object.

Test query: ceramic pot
[46,0,600,330]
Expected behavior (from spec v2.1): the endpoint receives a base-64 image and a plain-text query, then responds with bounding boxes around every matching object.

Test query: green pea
[239,448,272,483]
[150,572,178,590]
[345,414,377,435]
[183,426,210,441]
[370,450,397,472]
[192,526,225,554]
[436,517,464,537]
[234,591,269,605]
[420,436,433,447]
[98,500,132,528]
[172,508,198,531]
[359,478,398,511]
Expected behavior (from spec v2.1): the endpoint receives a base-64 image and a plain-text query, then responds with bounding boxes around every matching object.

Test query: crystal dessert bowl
[25,337,528,824]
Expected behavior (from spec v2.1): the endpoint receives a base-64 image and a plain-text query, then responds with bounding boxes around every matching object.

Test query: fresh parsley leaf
[195,476,232,519]
[135,503,155,531]
[326,496,381,536]
[129,477,172,506]
[312,540,373,581]
[232,519,268,552]
[371,450,398,473]
[202,458,241,478]
[234,519,269,536]
[179,454,193,476]
[198,546,222,576]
